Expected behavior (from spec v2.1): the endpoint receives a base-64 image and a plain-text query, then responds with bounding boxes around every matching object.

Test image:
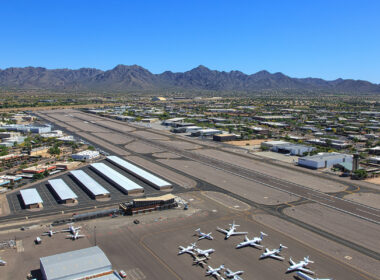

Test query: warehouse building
[191,128,221,137]
[40,246,120,280]
[71,150,100,161]
[213,134,237,142]
[91,162,144,195]
[298,152,353,169]
[106,156,172,190]
[261,141,315,156]
[48,179,78,204]
[20,188,43,209]
[70,170,110,200]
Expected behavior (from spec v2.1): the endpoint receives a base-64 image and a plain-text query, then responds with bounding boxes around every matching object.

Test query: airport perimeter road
[38,110,380,224]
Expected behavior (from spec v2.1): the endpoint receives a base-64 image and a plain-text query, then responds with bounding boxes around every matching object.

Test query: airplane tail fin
[195,228,201,233]
[279,244,287,251]
[260,232,267,238]
[305,256,314,263]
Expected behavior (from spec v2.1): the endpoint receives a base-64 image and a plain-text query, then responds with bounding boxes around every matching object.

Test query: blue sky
[0,0,379,83]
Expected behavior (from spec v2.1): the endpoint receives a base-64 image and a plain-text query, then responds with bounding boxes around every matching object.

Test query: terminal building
[40,246,120,280]
[48,179,78,204]
[20,188,43,209]
[106,156,172,190]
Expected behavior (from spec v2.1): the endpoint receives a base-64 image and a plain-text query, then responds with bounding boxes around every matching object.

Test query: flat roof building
[106,156,172,190]
[70,170,110,200]
[20,188,43,209]
[90,163,144,195]
[40,246,119,280]
[72,150,100,161]
[48,179,78,204]
[298,152,353,169]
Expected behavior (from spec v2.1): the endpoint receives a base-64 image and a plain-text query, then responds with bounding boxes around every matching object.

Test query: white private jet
[236,232,267,249]
[0,258,6,266]
[287,256,314,274]
[260,244,287,260]
[296,271,332,280]
[42,229,57,237]
[195,247,215,258]
[61,224,81,234]
[178,243,196,255]
[224,268,244,279]
[206,264,225,279]
[195,228,213,240]
[66,230,86,240]
[217,221,248,239]
[192,255,208,267]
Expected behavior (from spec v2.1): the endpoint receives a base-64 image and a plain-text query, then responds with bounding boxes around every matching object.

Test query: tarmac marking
[356,208,380,218]
[16,240,24,252]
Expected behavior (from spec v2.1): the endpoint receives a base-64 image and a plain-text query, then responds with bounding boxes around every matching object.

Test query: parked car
[119,270,127,278]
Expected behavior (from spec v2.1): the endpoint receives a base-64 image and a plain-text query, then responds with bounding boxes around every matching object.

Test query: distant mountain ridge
[0,64,379,94]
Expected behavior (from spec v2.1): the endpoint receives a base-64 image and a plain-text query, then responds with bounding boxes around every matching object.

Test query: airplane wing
[251,243,263,249]
[231,231,248,236]
[42,233,49,235]
[296,272,315,280]
[269,254,284,261]
[217,227,228,234]
[61,229,70,232]
[77,235,85,238]
[298,267,315,275]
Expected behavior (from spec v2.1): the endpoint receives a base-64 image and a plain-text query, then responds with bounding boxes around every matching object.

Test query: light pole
[94,226,97,246]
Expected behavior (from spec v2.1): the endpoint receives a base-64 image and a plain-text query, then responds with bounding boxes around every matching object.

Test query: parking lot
[6,159,180,214]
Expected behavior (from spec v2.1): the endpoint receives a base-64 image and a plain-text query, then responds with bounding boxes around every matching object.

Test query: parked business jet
[0,258,6,266]
[66,230,85,240]
[192,255,208,267]
[260,244,287,260]
[42,229,57,237]
[61,223,81,234]
[206,264,225,279]
[195,228,213,240]
[287,256,314,274]
[236,232,267,249]
[224,268,244,279]
[195,247,215,258]
[217,221,248,239]
[178,243,196,255]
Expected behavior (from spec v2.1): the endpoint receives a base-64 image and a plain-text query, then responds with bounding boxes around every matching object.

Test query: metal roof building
[106,156,172,190]
[90,162,144,194]
[20,188,43,209]
[70,170,110,199]
[40,246,119,280]
[48,179,78,204]
[298,152,353,169]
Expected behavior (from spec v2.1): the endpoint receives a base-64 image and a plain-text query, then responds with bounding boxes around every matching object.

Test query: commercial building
[151,96,167,101]
[29,147,50,157]
[191,128,221,137]
[261,141,315,156]
[70,170,110,200]
[0,124,51,134]
[22,164,56,174]
[106,156,172,190]
[213,134,237,142]
[90,163,144,194]
[298,153,353,169]
[40,246,120,280]
[48,179,78,204]
[71,150,100,161]
[0,179,10,187]
[20,188,43,209]
[54,161,81,170]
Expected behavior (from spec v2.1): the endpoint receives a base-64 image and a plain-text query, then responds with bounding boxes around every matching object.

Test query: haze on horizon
[0,0,379,83]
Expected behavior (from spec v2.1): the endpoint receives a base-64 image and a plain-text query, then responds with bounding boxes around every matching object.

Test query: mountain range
[0,65,379,94]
